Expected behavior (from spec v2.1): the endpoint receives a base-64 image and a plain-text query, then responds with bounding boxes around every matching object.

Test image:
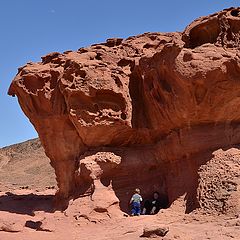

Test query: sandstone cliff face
[8,8,240,215]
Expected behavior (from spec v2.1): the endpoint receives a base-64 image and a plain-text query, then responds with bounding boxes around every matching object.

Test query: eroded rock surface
[8,8,240,215]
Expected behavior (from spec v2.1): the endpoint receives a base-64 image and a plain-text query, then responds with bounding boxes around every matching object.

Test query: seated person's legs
[142,200,151,215]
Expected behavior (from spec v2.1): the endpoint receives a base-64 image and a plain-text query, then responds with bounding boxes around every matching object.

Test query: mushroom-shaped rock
[8,8,240,215]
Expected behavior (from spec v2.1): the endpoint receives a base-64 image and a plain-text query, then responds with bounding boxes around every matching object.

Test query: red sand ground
[0,139,239,240]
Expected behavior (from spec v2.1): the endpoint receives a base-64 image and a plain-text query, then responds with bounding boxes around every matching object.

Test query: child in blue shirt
[130,188,142,216]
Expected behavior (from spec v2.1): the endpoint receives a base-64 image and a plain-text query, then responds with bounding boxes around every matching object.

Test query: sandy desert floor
[0,188,239,239]
[0,139,240,239]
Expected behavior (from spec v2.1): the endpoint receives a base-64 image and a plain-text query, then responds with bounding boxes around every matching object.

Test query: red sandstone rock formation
[8,8,240,215]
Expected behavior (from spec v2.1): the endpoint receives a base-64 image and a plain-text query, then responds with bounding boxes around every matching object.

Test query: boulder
[0,219,23,233]
[141,225,169,238]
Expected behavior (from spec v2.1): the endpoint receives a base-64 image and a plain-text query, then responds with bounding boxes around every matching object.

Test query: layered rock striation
[8,8,240,215]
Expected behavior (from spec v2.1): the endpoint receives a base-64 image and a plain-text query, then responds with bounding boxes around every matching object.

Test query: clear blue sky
[0,0,239,147]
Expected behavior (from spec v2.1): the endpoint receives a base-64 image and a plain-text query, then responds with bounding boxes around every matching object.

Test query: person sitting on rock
[142,191,161,215]
[130,188,142,216]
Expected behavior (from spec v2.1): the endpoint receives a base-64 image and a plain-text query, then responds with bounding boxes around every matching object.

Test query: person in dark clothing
[142,191,161,215]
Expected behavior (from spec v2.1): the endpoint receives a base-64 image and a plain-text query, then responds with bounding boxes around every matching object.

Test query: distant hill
[0,138,56,191]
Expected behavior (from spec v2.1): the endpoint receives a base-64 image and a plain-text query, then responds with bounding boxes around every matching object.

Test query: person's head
[135,188,140,194]
[153,191,159,200]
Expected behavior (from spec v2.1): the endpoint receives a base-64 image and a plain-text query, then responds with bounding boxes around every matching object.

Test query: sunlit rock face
[8,8,240,215]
